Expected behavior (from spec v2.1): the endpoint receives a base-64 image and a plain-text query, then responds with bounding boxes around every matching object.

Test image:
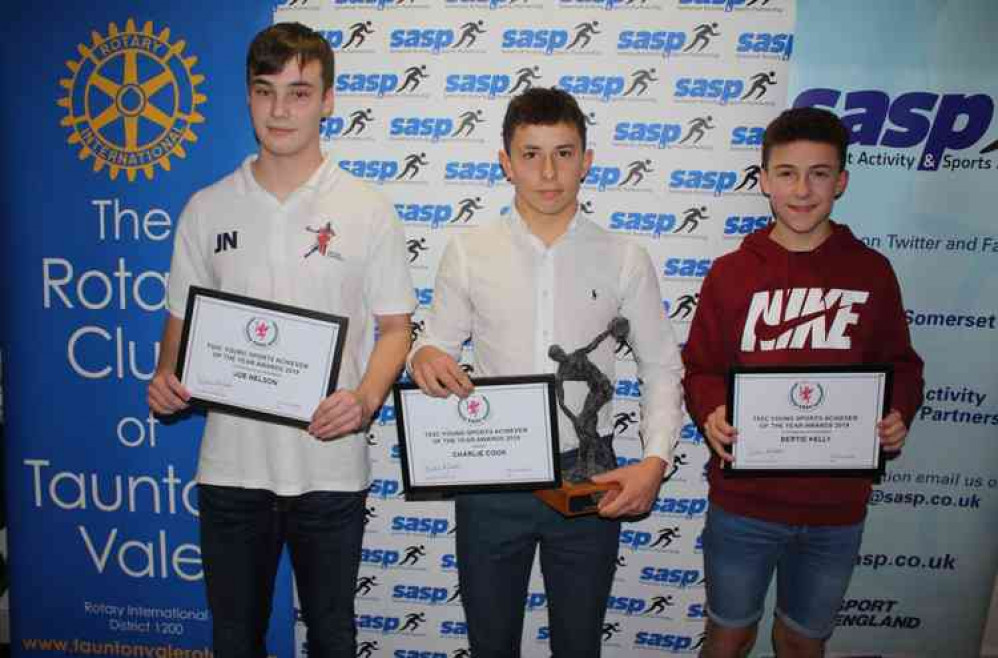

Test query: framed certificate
[176,286,348,428]
[726,365,893,472]
[393,376,561,495]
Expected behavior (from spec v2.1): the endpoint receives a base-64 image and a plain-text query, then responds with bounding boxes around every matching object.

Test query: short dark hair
[502,87,587,154]
[246,22,335,91]
[762,107,849,170]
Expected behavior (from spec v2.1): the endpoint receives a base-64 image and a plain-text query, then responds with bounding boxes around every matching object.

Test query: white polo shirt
[412,208,684,462]
[168,155,416,494]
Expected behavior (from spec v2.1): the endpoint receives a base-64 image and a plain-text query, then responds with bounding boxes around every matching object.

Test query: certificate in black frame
[392,375,562,496]
[175,286,348,429]
[724,364,893,476]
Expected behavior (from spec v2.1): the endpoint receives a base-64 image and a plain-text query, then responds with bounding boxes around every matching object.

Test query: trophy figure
[534,317,629,516]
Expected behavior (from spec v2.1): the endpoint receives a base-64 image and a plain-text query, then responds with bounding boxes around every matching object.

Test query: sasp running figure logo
[58,19,206,182]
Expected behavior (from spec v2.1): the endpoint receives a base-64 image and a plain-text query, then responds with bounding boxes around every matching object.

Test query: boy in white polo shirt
[146,23,415,658]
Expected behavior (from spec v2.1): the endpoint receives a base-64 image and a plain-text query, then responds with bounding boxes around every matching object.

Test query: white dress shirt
[412,207,684,462]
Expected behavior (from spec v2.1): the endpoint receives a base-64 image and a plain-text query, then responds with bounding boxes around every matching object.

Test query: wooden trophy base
[534,480,621,517]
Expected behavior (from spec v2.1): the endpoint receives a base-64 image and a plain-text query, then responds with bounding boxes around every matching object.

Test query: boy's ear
[581,148,594,183]
[834,168,849,199]
[498,149,513,181]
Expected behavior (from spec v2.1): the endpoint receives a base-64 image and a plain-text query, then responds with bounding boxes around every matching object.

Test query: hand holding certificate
[176,287,348,428]
[726,365,892,472]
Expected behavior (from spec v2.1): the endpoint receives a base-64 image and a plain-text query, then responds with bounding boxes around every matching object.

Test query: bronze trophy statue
[535,317,629,516]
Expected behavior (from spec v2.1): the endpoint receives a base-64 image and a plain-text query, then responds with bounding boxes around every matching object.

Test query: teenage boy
[409,87,684,657]
[146,23,415,658]
[682,107,924,658]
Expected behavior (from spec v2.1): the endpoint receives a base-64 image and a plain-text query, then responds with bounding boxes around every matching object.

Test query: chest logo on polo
[304,221,344,261]
[741,288,869,352]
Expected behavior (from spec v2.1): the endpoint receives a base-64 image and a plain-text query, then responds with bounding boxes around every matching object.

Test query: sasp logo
[652,496,708,518]
[736,32,794,59]
[439,620,468,637]
[615,378,642,398]
[361,547,401,568]
[377,404,397,425]
[617,30,686,57]
[669,169,737,195]
[390,28,456,53]
[730,126,765,148]
[607,595,648,615]
[390,117,455,142]
[391,516,451,537]
[396,204,454,228]
[620,529,652,549]
[445,73,512,98]
[339,159,399,183]
[502,28,571,54]
[525,592,547,611]
[392,584,450,605]
[634,631,695,652]
[440,553,458,571]
[678,422,705,445]
[335,72,400,97]
[639,566,703,588]
[445,161,507,186]
[370,478,401,498]
[724,214,770,236]
[608,211,677,238]
[584,165,622,190]
[663,258,712,278]
[58,19,205,182]
[613,121,683,149]
[687,602,708,620]
[557,75,626,102]
[321,117,346,139]
[357,614,402,634]
[794,88,995,172]
[394,651,447,658]
[679,0,775,11]
[414,288,435,307]
[675,72,778,104]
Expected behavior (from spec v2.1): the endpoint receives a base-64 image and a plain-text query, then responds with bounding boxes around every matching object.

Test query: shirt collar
[508,202,587,249]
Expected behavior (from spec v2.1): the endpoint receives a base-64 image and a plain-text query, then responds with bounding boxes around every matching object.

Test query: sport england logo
[502,22,603,55]
[674,71,778,105]
[389,110,487,143]
[794,88,996,173]
[58,19,205,182]
[458,394,490,423]
[336,66,431,98]
[790,381,824,410]
[741,288,871,352]
[245,317,279,347]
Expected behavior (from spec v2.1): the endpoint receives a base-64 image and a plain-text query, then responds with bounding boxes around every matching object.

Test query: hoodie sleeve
[873,263,924,426]
[681,266,732,426]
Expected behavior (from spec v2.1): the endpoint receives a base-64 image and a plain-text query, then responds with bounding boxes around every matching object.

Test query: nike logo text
[741,288,869,351]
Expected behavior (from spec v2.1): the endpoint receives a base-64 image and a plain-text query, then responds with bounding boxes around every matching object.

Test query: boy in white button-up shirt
[147,23,414,658]
[410,88,684,658]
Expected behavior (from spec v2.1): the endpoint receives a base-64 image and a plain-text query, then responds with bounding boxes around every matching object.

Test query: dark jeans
[198,484,367,658]
[455,488,621,657]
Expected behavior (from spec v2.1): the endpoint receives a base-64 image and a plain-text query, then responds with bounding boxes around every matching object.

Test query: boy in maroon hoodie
[682,107,924,657]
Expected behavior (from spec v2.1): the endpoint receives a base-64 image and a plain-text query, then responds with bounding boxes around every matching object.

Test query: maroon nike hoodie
[682,222,924,525]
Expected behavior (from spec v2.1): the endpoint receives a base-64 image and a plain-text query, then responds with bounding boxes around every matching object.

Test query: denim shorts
[702,503,864,639]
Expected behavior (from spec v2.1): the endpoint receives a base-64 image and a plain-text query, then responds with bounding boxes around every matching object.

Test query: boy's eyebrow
[520,142,578,151]
[250,77,316,88]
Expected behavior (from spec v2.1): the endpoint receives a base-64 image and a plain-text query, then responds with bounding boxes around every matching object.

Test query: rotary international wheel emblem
[57,19,206,182]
